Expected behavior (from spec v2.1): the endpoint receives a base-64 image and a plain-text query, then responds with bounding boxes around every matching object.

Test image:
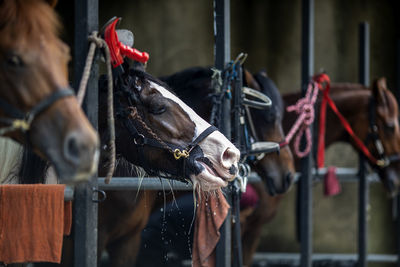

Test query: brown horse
[0,0,99,183]
[248,78,400,265]
[283,78,400,195]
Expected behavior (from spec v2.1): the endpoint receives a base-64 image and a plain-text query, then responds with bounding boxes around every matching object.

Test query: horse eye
[149,106,166,115]
[6,54,24,68]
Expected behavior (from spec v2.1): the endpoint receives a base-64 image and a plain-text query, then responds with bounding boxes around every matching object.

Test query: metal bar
[64,168,380,200]
[73,0,98,266]
[397,194,400,267]
[359,22,370,87]
[232,63,243,267]
[252,253,399,263]
[395,5,400,265]
[214,0,232,266]
[358,154,368,267]
[299,0,314,266]
[358,22,370,267]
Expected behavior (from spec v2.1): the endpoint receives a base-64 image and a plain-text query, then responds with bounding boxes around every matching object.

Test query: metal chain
[77,31,116,184]
[128,107,175,155]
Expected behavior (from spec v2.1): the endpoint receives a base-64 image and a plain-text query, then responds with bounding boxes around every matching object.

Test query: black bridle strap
[0,88,75,135]
[28,88,75,120]
[0,88,74,121]
[187,125,218,152]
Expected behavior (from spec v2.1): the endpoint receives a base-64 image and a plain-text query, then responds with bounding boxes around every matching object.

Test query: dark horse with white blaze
[0,0,99,183]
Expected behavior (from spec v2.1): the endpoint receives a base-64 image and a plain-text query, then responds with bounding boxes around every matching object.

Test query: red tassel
[324,166,341,196]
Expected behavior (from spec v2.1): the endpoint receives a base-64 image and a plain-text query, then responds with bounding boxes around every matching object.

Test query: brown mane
[0,0,60,41]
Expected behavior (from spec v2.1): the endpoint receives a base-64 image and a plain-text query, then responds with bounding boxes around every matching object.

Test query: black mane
[253,71,284,124]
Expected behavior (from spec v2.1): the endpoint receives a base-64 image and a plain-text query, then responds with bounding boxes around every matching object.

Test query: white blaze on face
[149,82,209,140]
[149,81,240,190]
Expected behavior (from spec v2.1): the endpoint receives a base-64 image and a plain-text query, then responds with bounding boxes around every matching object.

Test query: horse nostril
[284,172,294,191]
[229,165,237,175]
[64,133,81,165]
[221,147,240,169]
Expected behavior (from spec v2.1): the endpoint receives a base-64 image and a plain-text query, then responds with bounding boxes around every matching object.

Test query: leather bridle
[0,88,75,136]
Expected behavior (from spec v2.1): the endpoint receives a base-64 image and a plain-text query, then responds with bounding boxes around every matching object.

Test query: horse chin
[190,160,229,191]
[191,171,228,191]
[53,148,99,184]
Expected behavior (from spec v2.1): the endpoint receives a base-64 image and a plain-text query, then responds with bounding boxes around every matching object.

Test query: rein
[0,88,75,136]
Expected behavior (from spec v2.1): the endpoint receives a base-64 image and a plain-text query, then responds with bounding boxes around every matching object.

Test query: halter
[0,88,75,136]
[367,95,400,168]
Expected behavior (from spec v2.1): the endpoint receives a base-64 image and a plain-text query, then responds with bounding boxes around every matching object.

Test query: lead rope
[77,31,116,184]
[281,81,319,158]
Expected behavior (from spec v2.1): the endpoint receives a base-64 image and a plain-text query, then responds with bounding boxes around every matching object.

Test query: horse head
[0,0,99,183]
[245,70,295,195]
[99,66,240,191]
[365,78,400,196]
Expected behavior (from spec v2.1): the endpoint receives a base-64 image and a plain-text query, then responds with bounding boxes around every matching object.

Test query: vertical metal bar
[299,0,314,266]
[214,0,232,266]
[394,6,400,264]
[232,64,243,267]
[397,195,400,267]
[358,153,368,267]
[357,22,369,267]
[73,0,99,266]
[359,23,370,87]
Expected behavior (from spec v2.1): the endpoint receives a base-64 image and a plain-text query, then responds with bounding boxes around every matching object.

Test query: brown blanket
[0,184,72,264]
[192,189,230,267]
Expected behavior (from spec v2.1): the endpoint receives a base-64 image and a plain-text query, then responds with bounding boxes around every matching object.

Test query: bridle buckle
[173,149,189,160]
[376,158,389,168]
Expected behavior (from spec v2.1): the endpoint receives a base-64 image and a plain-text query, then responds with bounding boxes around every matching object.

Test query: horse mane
[129,68,175,93]
[159,67,213,95]
[0,0,60,39]
[283,82,369,100]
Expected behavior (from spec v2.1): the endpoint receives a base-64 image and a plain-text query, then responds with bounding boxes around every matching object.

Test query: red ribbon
[314,73,379,168]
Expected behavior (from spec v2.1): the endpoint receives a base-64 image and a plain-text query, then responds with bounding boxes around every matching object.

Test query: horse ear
[244,70,261,91]
[259,69,268,77]
[372,77,397,119]
[44,0,58,8]
[372,77,388,107]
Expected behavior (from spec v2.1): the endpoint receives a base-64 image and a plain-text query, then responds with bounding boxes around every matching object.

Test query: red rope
[314,73,379,167]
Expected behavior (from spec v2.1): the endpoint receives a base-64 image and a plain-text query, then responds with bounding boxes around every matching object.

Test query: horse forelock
[0,0,60,40]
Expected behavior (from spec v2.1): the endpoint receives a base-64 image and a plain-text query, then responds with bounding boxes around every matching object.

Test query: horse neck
[283,87,371,148]
[323,88,371,147]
